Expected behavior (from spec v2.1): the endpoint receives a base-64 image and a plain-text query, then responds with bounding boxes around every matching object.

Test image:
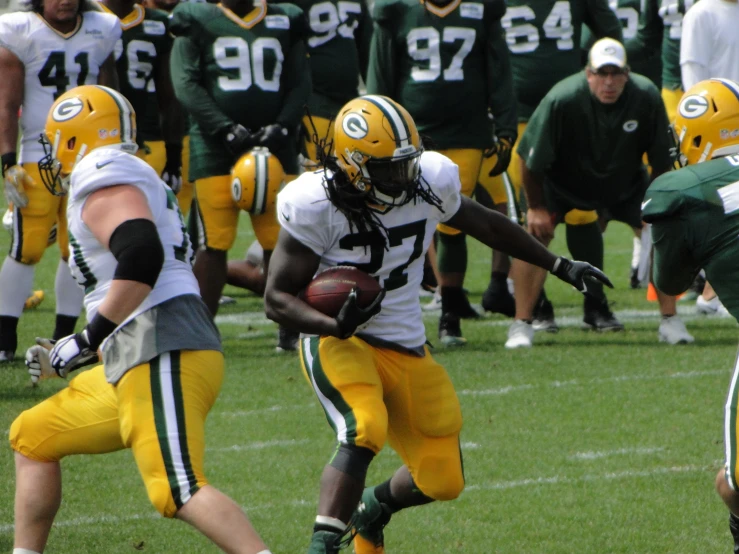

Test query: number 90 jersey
[66,148,197,324]
[0,11,121,164]
[277,151,462,349]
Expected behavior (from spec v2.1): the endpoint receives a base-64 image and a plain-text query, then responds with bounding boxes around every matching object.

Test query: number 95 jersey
[277,151,462,349]
[0,11,121,164]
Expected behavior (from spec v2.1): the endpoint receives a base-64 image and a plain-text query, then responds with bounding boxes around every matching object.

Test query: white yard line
[570,447,665,460]
[0,464,709,534]
[207,439,310,452]
[458,368,727,396]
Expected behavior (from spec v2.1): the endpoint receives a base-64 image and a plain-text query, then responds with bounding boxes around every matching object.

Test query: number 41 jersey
[277,152,462,349]
[0,11,120,164]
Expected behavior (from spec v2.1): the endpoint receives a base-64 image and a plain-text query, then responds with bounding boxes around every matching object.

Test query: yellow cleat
[353,533,385,554]
[24,290,45,311]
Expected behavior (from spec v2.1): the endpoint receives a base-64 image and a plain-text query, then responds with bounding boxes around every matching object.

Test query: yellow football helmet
[333,95,423,206]
[231,147,285,215]
[39,84,138,195]
[674,78,739,166]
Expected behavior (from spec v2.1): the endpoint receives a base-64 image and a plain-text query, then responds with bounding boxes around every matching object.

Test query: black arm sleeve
[109,219,165,288]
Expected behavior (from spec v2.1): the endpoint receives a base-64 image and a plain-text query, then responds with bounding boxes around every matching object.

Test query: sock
[255,551,273,554]
[373,481,404,514]
[490,271,507,287]
[0,315,20,352]
[53,314,79,340]
[631,236,641,269]
[637,224,652,283]
[436,232,467,274]
[730,512,739,552]
[566,222,604,300]
[0,257,34,318]
[14,549,41,554]
[440,286,467,314]
[55,260,84,317]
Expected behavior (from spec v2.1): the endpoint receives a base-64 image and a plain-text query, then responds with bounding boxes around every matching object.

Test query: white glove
[161,169,182,195]
[49,330,99,376]
[4,165,31,208]
[26,338,56,384]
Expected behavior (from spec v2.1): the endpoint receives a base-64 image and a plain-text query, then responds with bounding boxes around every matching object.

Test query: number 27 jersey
[0,11,120,164]
[277,151,462,349]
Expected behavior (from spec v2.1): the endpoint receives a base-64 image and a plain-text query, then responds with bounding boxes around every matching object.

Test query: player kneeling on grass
[264,95,613,554]
[10,85,272,554]
[641,78,739,553]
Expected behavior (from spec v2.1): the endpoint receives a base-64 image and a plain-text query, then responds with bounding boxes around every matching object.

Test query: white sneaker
[696,294,721,314]
[658,316,695,345]
[422,290,441,311]
[505,320,534,349]
[717,303,733,318]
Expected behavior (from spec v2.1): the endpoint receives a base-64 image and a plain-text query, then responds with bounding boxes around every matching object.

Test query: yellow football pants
[136,140,166,176]
[9,350,224,517]
[10,163,68,264]
[299,336,464,501]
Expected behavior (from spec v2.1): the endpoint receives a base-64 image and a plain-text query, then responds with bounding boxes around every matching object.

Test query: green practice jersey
[643,155,739,319]
[170,0,311,180]
[640,0,697,90]
[581,0,662,87]
[367,0,517,149]
[518,72,672,209]
[503,0,622,121]
[104,4,172,142]
[292,0,372,118]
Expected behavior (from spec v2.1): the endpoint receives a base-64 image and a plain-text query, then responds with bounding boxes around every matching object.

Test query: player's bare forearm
[0,46,23,155]
[445,196,557,270]
[95,280,153,325]
[264,230,341,337]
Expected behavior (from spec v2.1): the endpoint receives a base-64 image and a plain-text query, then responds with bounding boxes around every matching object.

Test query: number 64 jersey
[277,151,462,350]
[0,11,120,164]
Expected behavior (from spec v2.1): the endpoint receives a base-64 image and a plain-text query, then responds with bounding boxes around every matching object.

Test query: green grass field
[0,216,737,554]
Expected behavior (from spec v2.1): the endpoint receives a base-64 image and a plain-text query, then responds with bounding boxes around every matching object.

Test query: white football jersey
[67,147,198,324]
[0,10,120,163]
[277,151,462,349]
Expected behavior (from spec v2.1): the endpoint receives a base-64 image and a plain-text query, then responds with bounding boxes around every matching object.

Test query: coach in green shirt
[506,37,692,349]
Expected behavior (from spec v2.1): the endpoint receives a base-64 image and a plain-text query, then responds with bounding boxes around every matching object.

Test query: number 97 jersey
[277,152,462,350]
[0,11,121,164]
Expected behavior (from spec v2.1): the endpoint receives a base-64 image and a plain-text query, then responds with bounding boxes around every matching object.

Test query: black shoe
[629,266,641,289]
[481,279,515,317]
[439,312,467,347]
[729,512,739,554]
[276,327,299,352]
[532,294,558,333]
[583,298,624,332]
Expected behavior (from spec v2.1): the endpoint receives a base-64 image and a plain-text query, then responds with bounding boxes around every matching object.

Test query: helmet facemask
[38,132,74,196]
[348,146,423,208]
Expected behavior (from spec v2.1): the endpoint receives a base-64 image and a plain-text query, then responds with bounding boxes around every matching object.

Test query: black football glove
[162,142,183,194]
[48,330,100,377]
[255,124,289,152]
[222,123,257,158]
[484,135,514,177]
[335,287,386,339]
[550,256,614,296]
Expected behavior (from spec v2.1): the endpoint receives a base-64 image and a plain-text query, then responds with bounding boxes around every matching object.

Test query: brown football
[303,266,382,318]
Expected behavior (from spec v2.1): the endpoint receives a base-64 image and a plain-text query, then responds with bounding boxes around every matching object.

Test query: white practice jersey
[0,10,120,163]
[67,147,197,324]
[277,151,462,349]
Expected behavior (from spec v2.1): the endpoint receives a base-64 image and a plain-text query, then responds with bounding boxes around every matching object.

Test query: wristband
[85,312,118,350]
[1,152,17,177]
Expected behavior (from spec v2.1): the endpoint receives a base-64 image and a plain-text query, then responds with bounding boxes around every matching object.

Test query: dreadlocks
[305,110,446,246]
